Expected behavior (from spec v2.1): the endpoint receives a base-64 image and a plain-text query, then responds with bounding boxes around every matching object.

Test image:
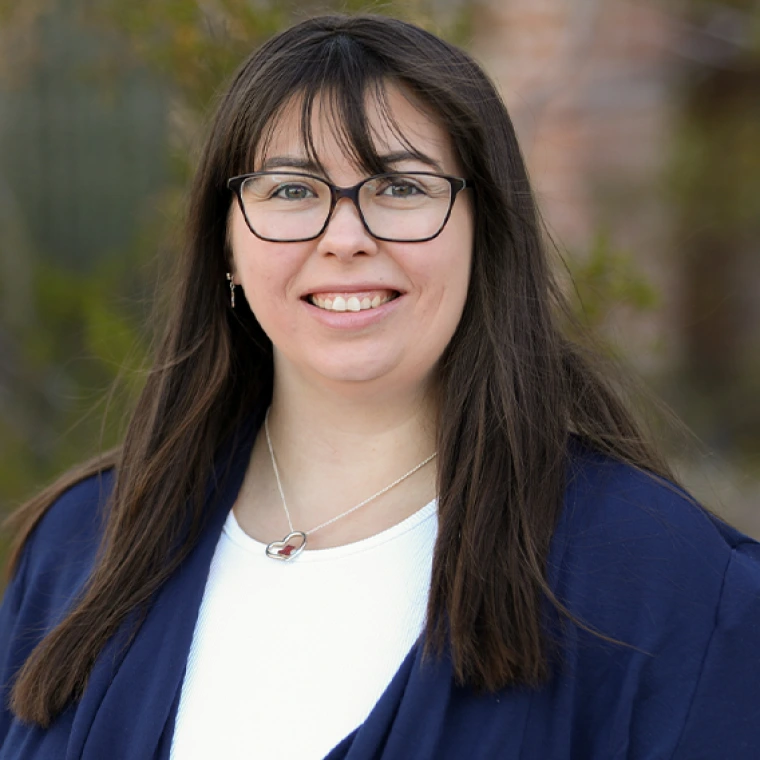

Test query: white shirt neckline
[224,498,438,562]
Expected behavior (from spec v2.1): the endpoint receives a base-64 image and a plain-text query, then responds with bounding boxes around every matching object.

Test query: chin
[306,354,421,391]
[318,364,399,386]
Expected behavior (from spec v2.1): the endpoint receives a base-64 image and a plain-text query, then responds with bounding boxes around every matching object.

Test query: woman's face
[228,84,474,400]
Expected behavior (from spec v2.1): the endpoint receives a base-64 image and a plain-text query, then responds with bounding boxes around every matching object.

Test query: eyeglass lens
[238,173,454,242]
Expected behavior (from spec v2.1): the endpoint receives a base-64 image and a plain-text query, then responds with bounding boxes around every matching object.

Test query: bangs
[234,34,441,178]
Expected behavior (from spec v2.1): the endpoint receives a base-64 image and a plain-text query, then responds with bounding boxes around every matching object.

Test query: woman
[1,13,758,760]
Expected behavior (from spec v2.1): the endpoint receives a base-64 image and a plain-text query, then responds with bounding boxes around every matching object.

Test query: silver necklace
[263,410,437,561]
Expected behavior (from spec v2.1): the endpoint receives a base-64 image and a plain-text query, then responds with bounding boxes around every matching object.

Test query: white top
[170,499,438,760]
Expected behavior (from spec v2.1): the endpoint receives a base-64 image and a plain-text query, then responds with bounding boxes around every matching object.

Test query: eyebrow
[259,156,320,172]
[259,150,444,174]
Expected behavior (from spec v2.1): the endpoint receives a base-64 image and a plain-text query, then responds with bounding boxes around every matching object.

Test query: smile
[307,290,400,312]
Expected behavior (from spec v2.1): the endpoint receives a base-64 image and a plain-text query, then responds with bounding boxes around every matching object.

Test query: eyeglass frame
[227,170,471,243]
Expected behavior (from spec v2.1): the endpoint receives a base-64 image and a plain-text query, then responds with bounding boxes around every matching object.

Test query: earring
[226,272,236,308]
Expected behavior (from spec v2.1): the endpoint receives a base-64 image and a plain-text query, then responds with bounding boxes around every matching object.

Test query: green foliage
[84,0,471,115]
[565,228,659,347]
[0,254,150,510]
[84,0,288,114]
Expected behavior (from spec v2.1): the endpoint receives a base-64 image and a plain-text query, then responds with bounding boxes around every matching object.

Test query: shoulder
[540,441,760,757]
[551,440,760,636]
[29,468,114,563]
[560,439,750,558]
[10,469,115,618]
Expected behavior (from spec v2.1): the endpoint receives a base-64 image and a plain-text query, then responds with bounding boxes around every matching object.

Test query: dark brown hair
[5,14,674,726]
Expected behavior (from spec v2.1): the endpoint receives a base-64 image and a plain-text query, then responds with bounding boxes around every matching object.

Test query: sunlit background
[1,0,758,558]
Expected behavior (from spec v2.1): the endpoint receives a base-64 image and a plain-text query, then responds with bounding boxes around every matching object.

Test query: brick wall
[471,0,681,371]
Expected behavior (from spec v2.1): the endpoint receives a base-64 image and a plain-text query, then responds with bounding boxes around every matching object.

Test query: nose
[315,196,379,260]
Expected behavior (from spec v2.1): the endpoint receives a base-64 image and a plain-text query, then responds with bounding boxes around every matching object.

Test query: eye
[271,183,316,201]
[379,179,425,198]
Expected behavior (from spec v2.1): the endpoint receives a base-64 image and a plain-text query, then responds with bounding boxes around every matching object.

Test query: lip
[300,283,405,299]
[302,291,404,329]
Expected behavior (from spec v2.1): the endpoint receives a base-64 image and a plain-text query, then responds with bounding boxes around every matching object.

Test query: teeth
[309,292,396,312]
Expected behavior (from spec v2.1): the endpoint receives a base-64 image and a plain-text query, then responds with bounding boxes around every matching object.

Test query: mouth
[305,289,401,313]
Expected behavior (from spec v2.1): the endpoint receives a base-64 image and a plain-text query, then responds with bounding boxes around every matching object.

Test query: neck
[240,366,439,546]
[271,380,436,459]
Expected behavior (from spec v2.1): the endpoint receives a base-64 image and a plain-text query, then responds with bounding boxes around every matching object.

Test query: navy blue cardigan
[1,421,759,759]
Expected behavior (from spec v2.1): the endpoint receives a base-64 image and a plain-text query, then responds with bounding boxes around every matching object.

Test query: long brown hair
[5,14,674,726]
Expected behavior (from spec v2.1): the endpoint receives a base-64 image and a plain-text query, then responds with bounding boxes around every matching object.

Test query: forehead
[255,82,459,174]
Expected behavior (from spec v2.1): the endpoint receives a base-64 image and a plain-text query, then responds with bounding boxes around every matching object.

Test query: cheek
[237,261,299,329]
[230,217,307,311]
[410,238,471,341]
[438,244,472,339]
[433,220,473,302]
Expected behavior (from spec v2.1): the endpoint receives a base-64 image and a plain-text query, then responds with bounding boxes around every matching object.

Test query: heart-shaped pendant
[265,531,307,561]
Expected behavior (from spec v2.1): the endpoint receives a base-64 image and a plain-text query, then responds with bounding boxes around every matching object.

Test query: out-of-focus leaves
[566,228,659,344]
[81,0,471,116]
[82,0,288,114]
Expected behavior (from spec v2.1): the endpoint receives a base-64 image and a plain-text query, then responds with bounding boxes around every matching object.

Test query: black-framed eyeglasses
[227,171,470,243]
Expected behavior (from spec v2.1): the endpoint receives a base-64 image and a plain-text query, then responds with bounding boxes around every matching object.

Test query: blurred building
[474,0,680,365]
[471,0,760,529]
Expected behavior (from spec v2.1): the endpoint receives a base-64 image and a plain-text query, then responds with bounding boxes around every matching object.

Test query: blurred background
[0,0,758,560]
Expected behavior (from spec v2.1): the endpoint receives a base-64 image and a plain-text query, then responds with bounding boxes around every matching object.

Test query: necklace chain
[264,409,437,537]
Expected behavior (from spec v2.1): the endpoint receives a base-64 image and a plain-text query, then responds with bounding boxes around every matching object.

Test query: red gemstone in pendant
[266,531,307,561]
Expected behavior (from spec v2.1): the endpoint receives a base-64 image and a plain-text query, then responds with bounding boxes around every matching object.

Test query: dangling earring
[226,272,236,308]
